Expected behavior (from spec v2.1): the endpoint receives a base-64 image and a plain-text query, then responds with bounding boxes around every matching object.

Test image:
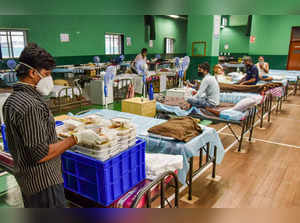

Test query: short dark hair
[243,56,253,63]
[16,43,56,79]
[198,62,210,72]
[141,48,148,54]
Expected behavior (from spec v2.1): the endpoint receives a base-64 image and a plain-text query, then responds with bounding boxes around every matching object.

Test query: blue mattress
[156,102,247,122]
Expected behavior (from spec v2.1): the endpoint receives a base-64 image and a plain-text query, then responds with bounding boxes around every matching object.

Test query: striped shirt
[3,83,63,195]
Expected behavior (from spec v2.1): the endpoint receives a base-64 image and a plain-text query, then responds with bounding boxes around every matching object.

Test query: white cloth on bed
[145,153,183,180]
[50,85,81,98]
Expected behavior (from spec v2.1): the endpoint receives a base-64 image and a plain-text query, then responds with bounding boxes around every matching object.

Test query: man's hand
[73,129,104,147]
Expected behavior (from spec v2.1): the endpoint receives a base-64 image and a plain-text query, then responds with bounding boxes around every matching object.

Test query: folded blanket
[148,117,203,142]
[220,82,283,94]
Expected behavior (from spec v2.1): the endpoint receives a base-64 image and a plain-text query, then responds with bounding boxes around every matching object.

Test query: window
[165,38,174,54]
[221,17,228,28]
[105,34,124,55]
[0,30,27,58]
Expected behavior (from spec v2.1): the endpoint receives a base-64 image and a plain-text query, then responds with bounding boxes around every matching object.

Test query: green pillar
[187,15,220,80]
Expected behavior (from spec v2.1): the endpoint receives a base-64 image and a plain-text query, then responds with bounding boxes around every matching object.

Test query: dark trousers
[22,184,67,208]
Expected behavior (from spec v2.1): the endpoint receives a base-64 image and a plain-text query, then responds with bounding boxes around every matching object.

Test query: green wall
[0,15,187,66]
[249,15,300,69]
[219,26,249,55]
[186,15,219,80]
[154,16,187,55]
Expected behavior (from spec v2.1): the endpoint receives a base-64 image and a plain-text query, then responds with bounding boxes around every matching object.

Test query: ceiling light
[169,15,180,19]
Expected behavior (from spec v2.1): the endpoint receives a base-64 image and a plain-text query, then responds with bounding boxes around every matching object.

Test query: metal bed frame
[113,78,134,101]
[257,93,273,128]
[157,106,256,153]
[186,144,218,201]
[49,85,86,114]
[191,106,257,152]
[64,171,179,208]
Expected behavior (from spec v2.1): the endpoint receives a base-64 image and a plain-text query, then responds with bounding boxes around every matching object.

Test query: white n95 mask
[18,62,54,96]
[36,75,54,96]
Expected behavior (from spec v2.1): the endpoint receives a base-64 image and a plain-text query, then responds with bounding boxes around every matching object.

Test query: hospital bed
[113,75,134,101]
[73,109,225,202]
[269,69,300,96]
[219,79,284,127]
[155,100,257,152]
[48,84,90,114]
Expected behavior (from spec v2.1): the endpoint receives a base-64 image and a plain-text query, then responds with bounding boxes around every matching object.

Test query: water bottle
[149,83,154,100]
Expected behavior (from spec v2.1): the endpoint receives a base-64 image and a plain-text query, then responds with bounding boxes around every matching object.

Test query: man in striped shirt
[3,43,103,208]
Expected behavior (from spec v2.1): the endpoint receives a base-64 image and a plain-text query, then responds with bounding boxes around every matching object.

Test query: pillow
[232,97,257,112]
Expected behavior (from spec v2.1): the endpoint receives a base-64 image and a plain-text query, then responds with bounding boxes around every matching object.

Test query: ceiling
[1,0,300,15]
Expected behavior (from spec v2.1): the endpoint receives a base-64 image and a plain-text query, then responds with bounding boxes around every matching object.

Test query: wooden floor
[176,94,300,208]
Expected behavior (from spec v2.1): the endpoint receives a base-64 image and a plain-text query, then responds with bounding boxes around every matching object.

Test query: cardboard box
[122,97,156,117]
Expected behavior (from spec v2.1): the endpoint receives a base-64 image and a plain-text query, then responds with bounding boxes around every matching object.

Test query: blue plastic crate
[1,124,9,153]
[61,139,146,206]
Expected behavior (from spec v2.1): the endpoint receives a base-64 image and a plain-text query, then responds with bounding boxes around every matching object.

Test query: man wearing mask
[238,56,259,85]
[256,56,273,81]
[3,43,103,208]
[187,62,220,108]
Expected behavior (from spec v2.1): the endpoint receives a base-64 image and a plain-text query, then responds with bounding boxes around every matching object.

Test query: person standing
[131,48,148,74]
[3,43,102,208]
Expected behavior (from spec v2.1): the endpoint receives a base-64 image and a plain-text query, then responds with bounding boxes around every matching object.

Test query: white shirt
[256,62,269,75]
[193,74,220,106]
[135,54,147,63]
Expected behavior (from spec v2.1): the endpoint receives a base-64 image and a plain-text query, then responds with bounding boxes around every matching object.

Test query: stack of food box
[56,115,137,161]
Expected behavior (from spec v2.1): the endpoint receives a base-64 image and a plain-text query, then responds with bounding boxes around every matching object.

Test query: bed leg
[268,98,272,122]
[199,149,203,169]
[174,174,179,208]
[188,157,193,201]
[146,191,151,208]
[212,146,217,179]
[238,121,246,152]
[260,103,264,128]
[249,108,256,142]
[160,180,165,208]
[206,143,210,164]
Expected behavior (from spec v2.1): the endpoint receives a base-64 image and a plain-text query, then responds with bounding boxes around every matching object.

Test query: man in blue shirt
[238,56,259,85]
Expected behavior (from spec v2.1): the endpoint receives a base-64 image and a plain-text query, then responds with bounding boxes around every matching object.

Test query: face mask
[36,74,54,96]
[19,62,54,96]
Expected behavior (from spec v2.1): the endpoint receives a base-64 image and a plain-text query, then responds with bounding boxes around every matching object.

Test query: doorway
[287,27,300,70]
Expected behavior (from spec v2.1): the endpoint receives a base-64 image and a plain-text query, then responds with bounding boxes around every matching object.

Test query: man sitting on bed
[187,62,220,108]
[256,56,273,81]
[238,56,259,85]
